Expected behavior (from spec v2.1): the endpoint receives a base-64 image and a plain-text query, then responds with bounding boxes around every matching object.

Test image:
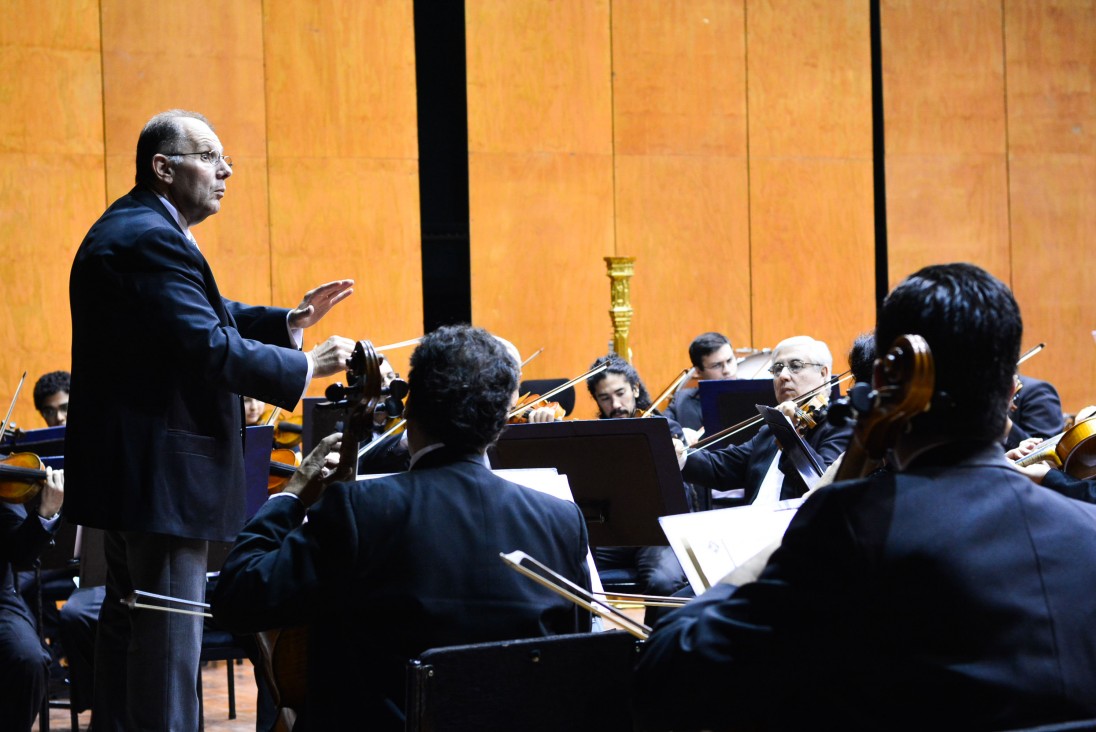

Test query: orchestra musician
[0,462,64,731]
[677,335,852,507]
[65,109,356,731]
[1004,373,1066,450]
[212,325,592,731]
[634,263,1096,731]
[585,355,690,608]
[664,331,737,444]
[32,371,70,428]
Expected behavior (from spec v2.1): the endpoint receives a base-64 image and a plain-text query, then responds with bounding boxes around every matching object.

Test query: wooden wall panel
[467,0,614,411]
[611,1,750,397]
[747,0,874,371]
[0,0,103,429]
[263,0,422,388]
[750,158,876,361]
[100,0,271,307]
[1006,0,1096,413]
[881,0,1011,286]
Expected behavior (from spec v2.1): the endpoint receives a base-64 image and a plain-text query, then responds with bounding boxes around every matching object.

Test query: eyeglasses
[171,150,233,168]
[768,360,824,376]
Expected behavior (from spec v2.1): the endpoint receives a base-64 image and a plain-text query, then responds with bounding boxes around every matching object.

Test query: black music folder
[756,405,823,485]
[489,418,691,547]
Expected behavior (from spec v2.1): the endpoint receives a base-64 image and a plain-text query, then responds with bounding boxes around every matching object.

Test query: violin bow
[687,370,854,455]
[640,368,693,418]
[123,590,212,618]
[500,551,651,640]
[520,347,544,369]
[1016,342,1045,368]
[506,362,609,419]
[374,337,422,352]
[0,371,27,445]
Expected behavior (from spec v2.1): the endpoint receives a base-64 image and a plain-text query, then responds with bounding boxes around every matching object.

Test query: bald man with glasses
[677,336,852,508]
[67,109,357,731]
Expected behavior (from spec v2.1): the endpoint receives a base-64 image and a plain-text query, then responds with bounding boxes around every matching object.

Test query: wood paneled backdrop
[1,0,1092,430]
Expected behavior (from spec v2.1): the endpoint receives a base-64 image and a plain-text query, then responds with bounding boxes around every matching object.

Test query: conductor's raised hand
[283,432,342,507]
[310,336,357,378]
[288,280,355,330]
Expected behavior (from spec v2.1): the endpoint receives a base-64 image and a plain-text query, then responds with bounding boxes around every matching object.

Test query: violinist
[678,336,852,508]
[1003,373,1066,450]
[497,337,566,424]
[664,332,737,444]
[0,461,64,731]
[585,355,689,608]
[65,109,356,731]
[634,263,1096,732]
[212,325,591,730]
[32,370,69,427]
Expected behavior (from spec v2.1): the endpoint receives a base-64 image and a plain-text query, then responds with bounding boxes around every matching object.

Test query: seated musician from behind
[33,370,70,427]
[634,263,1096,732]
[678,335,852,507]
[585,355,689,603]
[665,332,737,443]
[212,325,591,731]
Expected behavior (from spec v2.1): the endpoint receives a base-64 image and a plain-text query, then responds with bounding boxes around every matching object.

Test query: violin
[508,392,566,423]
[267,448,302,495]
[1014,416,1096,480]
[793,395,830,435]
[506,363,609,423]
[0,452,48,504]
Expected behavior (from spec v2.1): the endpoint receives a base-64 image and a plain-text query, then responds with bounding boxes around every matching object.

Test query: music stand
[302,396,345,456]
[243,425,276,519]
[1,425,66,458]
[698,379,778,444]
[489,418,690,547]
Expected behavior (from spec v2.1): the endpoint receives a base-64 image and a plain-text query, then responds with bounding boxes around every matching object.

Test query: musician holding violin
[677,335,852,508]
[634,263,1096,732]
[0,453,64,731]
[212,325,591,730]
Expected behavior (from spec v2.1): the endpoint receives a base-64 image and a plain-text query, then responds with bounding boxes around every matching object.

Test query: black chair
[519,378,576,417]
[31,520,80,732]
[405,630,641,731]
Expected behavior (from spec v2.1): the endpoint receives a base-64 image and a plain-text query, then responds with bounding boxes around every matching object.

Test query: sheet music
[659,498,803,596]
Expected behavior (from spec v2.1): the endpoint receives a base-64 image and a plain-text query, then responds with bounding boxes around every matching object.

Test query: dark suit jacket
[1013,375,1065,439]
[0,500,55,626]
[664,387,702,431]
[635,442,1096,731]
[66,186,309,541]
[682,418,852,502]
[212,447,592,730]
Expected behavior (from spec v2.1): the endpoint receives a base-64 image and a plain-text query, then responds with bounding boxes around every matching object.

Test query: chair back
[406,630,641,731]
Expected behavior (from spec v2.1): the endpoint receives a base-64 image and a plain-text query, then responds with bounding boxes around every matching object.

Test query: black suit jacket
[664,387,702,431]
[635,443,1096,731]
[212,447,592,730]
[66,186,309,541]
[682,418,852,502]
[1013,375,1065,439]
[0,500,55,626]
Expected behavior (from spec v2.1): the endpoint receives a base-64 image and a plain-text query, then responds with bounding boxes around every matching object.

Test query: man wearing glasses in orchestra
[66,109,356,731]
[677,335,851,507]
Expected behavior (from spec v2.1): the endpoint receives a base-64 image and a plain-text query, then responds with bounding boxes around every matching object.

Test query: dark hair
[688,332,732,370]
[876,263,1021,443]
[405,325,518,453]
[135,110,212,187]
[586,355,652,417]
[848,332,876,385]
[33,370,70,411]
